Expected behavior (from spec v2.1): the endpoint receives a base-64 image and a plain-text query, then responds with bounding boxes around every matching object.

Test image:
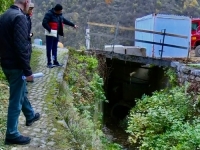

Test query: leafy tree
[184,0,199,8]
[0,0,13,14]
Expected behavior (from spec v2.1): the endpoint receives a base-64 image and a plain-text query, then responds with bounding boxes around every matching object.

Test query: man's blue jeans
[2,68,35,139]
[46,35,59,65]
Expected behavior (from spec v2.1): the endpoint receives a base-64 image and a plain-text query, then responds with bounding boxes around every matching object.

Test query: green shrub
[126,86,200,149]
[164,68,178,87]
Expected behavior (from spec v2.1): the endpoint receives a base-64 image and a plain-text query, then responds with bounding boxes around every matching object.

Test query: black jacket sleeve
[63,17,75,27]
[13,15,32,76]
[42,12,51,32]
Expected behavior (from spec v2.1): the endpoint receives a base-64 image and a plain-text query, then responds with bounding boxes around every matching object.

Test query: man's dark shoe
[47,63,54,68]
[26,113,40,126]
[53,61,63,66]
[5,135,31,145]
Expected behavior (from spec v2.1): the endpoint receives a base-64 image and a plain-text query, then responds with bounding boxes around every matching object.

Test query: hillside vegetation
[31,0,200,49]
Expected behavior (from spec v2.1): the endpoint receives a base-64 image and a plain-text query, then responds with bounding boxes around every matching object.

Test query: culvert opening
[102,58,169,148]
[111,103,131,120]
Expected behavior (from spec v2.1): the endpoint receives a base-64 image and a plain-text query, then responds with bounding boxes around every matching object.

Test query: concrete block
[104,45,146,56]
[104,45,124,52]
[124,46,146,56]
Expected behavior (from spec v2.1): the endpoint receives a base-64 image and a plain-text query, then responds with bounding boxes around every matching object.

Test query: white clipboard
[45,29,57,37]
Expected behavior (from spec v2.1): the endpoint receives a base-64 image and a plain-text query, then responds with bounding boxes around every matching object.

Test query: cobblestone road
[10,46,68,150]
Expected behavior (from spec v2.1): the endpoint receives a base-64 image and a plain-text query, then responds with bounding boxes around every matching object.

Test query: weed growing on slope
[0,68,8,149]
[54,47,122,150]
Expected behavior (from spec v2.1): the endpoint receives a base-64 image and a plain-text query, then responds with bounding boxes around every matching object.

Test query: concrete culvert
[111,103,131,120]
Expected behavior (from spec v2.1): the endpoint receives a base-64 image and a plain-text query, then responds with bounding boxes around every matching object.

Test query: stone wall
[171,62,200,93]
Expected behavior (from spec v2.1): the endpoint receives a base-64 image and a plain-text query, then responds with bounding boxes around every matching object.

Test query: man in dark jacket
[0,0,40,145]
[42,4,78,68]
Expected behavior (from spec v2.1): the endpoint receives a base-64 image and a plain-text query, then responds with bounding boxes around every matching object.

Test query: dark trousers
[46,36,58,65]
[2,68,35,139]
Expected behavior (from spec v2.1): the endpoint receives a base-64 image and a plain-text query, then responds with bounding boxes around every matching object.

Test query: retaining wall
[171,62,200,92]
